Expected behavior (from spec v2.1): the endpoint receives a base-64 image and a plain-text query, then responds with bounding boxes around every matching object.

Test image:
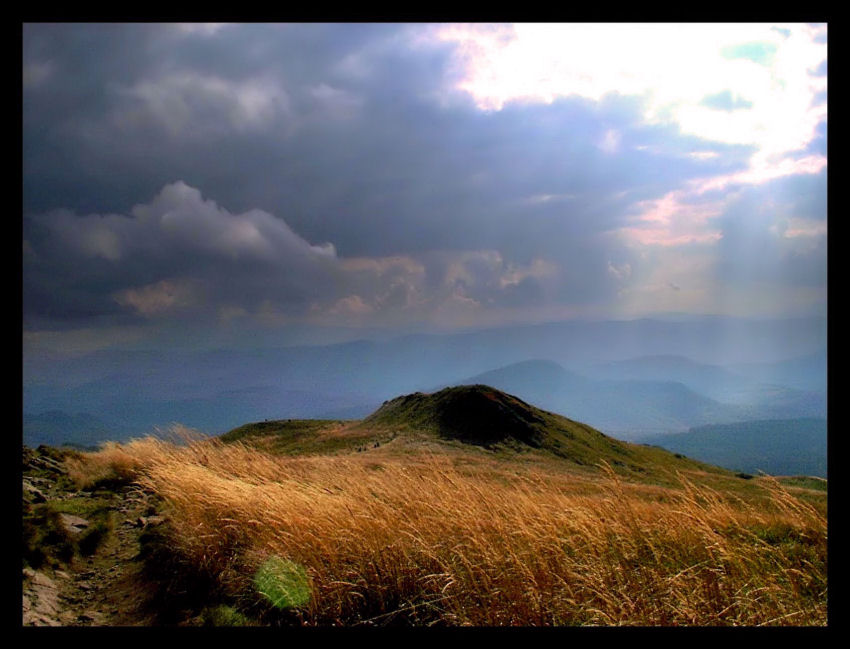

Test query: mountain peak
[364,385,547,446]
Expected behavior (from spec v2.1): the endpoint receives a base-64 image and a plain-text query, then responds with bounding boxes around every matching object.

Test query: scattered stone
[31,571,57,590]
[60,513,90,535]
[32,455,65,473]
[136,515,165,527]
[23,480,48,503]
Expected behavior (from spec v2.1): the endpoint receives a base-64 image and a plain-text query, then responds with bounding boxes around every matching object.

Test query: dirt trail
[22,448,161,626]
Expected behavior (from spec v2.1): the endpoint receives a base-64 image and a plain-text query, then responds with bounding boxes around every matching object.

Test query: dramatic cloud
[24,182,595,331]
[24,182,340,327]
[22,23,827,345]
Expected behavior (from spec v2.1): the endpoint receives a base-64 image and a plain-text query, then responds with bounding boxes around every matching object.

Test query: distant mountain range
[640,419,827,478]
[22,411,122,449]
[449,358,825,439]
[23,316,826,444]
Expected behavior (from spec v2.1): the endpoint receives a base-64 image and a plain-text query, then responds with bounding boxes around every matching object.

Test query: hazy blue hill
[729,349,827,393]
[642,419,827,478]
[588,355,755,401]
[454,360,756,438]
[585,354,826,418]
[23,410,123,448]
[23,316,827,445]
[452,359,589,400]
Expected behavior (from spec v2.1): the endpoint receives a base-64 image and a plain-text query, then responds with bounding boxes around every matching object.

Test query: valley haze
[24,316,826,466]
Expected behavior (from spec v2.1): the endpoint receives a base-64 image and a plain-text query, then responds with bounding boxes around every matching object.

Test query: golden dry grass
[68,435,827,626]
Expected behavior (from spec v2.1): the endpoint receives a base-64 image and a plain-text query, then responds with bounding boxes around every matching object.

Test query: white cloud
[127,181,336,264]
[433,22,827,195]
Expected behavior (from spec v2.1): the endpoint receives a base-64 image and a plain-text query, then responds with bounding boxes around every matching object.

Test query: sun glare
[436,23,826,164]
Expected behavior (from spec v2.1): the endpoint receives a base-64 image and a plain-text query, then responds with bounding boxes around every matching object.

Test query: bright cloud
[436,23,825,148]
[432,23,827,257]
[22,24,827,331]
[435,23,827,199]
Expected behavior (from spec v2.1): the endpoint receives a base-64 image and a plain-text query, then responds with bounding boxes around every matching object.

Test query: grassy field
[66,430,827,627]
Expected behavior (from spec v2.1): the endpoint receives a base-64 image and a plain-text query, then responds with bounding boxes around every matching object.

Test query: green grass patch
[50,495,111,518]
[254,556,311,610]
[776,476,828,492]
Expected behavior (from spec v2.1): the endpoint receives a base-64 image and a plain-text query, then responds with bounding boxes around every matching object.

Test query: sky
[22,23,827,356]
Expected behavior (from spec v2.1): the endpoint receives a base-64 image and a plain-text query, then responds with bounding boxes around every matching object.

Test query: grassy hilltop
[222,385,727,483]
[34,385,827,627]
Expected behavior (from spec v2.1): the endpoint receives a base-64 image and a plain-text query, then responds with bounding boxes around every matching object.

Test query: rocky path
[22,447,162,627]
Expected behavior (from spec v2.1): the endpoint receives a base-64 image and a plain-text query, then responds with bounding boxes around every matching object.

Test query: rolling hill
[23,411,122,449]
[222,384,729,480]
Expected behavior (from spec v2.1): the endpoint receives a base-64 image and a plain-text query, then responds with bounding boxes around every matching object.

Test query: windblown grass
[69,435,827,626]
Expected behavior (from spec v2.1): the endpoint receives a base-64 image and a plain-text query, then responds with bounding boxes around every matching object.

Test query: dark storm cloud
[23,23,745,242]
[22,23,823,330]
[23,181,343,328]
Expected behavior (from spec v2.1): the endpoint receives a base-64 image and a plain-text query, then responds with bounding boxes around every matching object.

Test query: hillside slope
[224,385,731,481]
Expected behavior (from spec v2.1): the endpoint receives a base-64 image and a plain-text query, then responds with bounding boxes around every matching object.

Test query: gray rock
[23,480,48,503]
[59,513,90,535]
[33,455,65,473]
